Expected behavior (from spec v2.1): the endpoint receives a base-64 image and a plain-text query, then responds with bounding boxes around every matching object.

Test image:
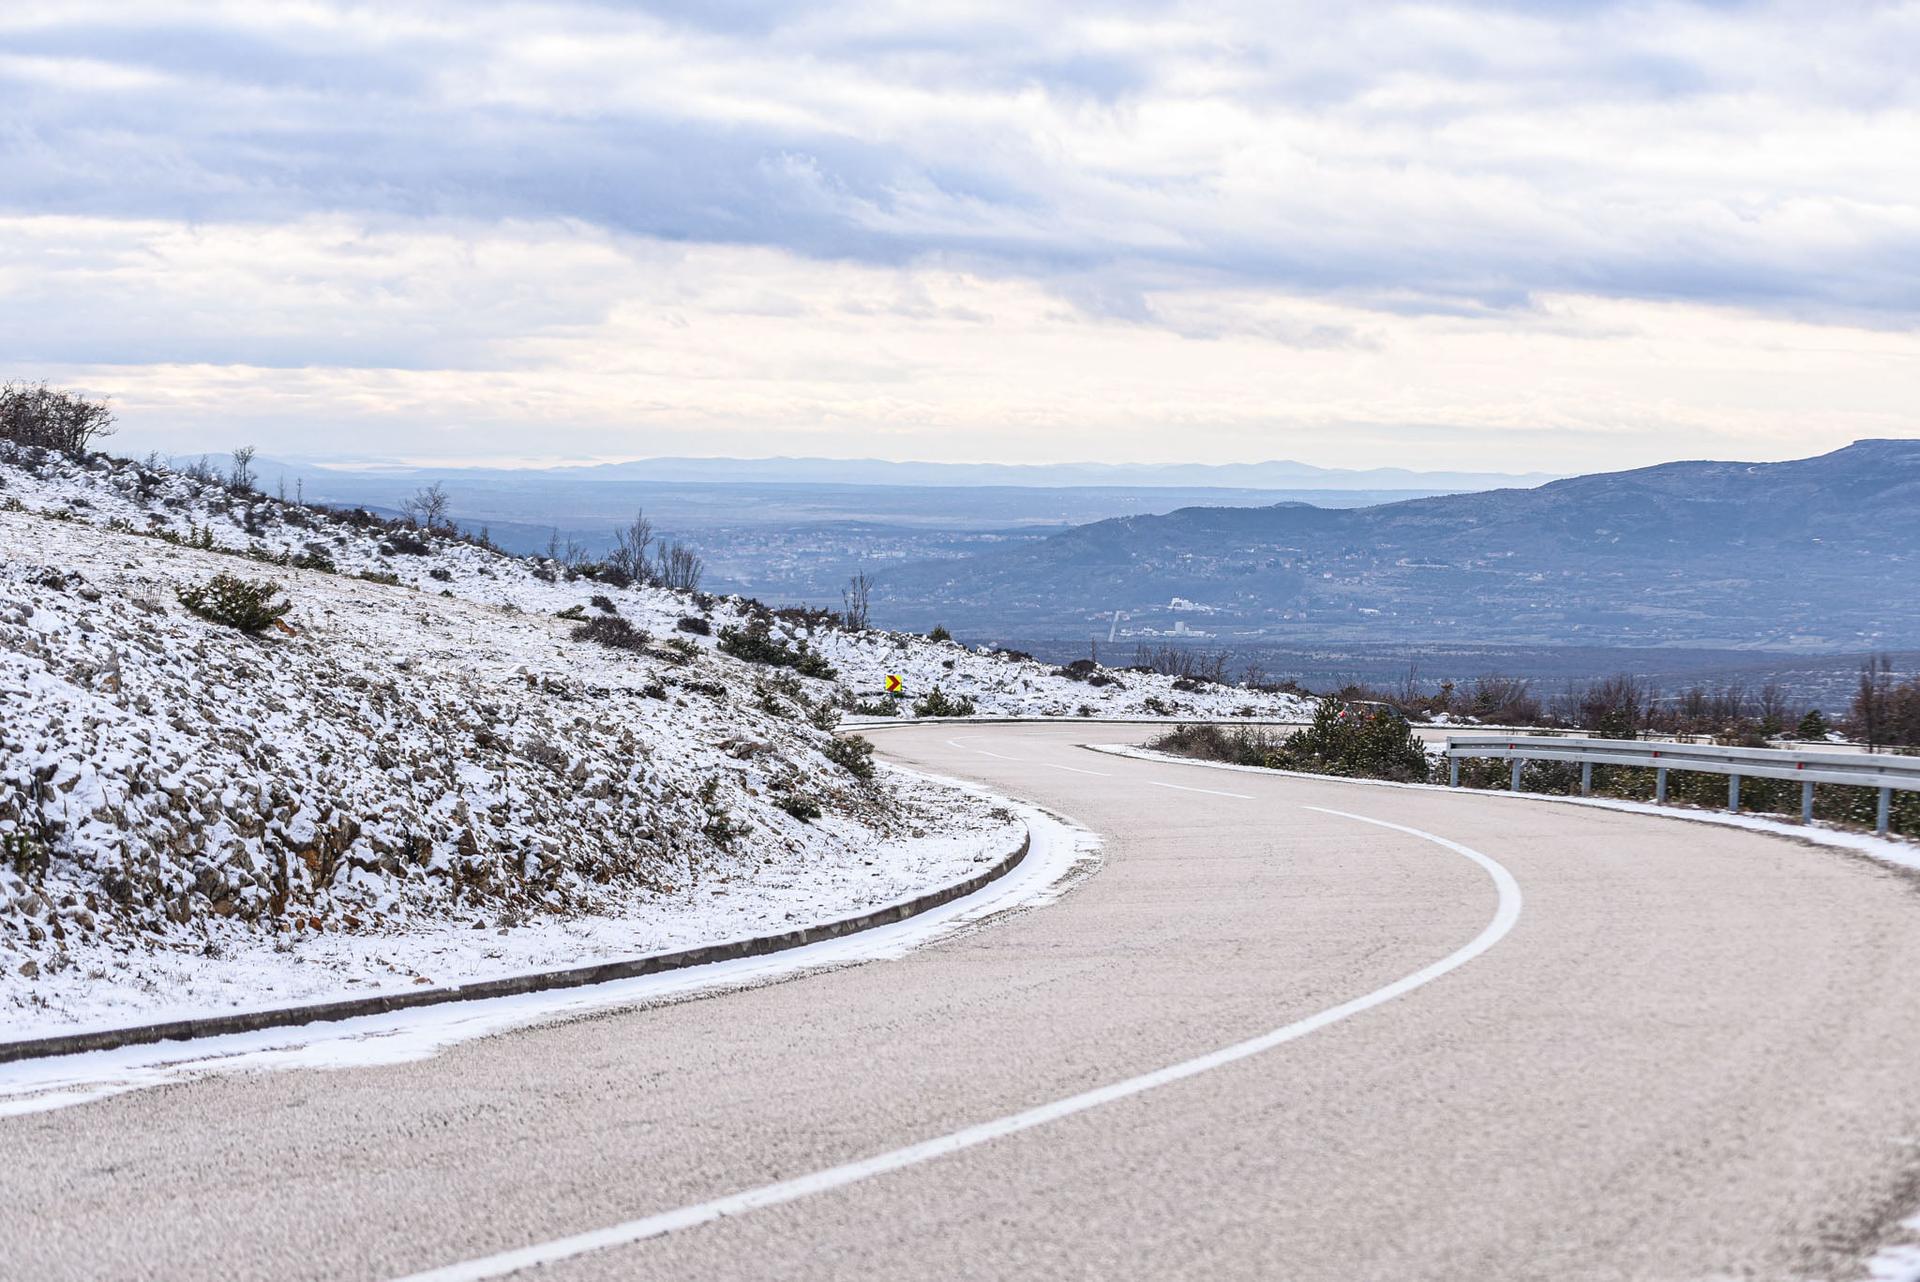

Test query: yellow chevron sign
[884,674,904,695]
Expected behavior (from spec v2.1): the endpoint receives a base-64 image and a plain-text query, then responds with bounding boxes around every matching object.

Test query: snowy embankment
[0,444,1044,1036]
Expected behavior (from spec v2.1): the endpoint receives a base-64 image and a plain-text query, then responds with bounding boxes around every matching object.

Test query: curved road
[5,723,1920,1281]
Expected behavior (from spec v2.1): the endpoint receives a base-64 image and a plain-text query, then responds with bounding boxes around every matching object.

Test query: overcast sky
[4,1,1917,472]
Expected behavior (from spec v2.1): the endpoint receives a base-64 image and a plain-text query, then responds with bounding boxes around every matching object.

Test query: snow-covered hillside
[0,442,1306,1033]
[0,443,1318,722]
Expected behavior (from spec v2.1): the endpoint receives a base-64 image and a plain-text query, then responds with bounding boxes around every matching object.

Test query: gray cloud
[2,0,1917,374]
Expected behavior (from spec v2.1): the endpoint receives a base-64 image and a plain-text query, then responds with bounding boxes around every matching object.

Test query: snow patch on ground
[0,796,1100,1115]
[1870,1220,1920,1282]
[3,442,1078,1031]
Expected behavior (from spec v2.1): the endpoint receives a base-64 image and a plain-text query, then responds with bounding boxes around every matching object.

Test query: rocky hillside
[0,442,1305,1029]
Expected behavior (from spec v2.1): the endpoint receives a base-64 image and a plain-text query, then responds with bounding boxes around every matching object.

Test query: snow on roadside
[1870,1222,1920,1282]
[0,802,1097,1117]
[1,796,1019,1043]
[0,442,1032,1034]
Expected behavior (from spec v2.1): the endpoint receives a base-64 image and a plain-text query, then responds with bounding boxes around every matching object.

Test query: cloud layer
[3,1,1917,467]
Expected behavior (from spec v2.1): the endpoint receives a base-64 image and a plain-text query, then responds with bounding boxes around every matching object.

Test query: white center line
[945,737,1025,762]
[391,807,1522,1282]
[1148,779,1254,800]
[1044,762,1112,776]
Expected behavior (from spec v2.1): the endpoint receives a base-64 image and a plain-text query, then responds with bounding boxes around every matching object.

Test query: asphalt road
[6,723,1920,1281]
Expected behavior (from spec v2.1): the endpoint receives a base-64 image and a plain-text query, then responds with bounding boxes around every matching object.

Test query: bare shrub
[842,571,874,631]
[655,542,704,592]
[606,510,656,586]
[1132,644,1229,683]
[228,445,257,494]
[0,382,116,456]
[571,615,650,651]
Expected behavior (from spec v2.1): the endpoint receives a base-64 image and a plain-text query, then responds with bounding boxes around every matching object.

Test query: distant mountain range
[874,439,1920,652]
[265,454,1559,492]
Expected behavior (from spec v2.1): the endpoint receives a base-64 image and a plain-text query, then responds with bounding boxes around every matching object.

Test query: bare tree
[229,445,257,494]
[0,382,116,457]
[842,570,874,631]
[1756,681,1791,734]
[1574,673,1648,738]
[606,509,656,586]
[406,481,452,531]
[1854,654,1895,751]
[1133,644,1229,683]
[1465,674,1542,725]
[655,542,704,592]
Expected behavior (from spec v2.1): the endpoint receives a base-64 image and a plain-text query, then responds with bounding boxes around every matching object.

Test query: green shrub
[776,794,823,823]
[176,573,291,633]
[1152,703,1428,783]
[1276,701,1429,781]
[823,734,876,780]
[717,618,838,679]
[356,568,401,586]
[928,624,952,642]
[913,686,976,718]
[1150,723,1285,768]
[699,778,736,848]
[3,832,49,881]
[291,547,336,573]
[849,697,900,717]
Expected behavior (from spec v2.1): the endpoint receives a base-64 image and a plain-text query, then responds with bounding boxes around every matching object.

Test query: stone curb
[0,830,1032,1066]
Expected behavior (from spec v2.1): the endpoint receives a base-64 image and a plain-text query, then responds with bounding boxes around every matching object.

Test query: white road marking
[392,807,1523,1282]
[1043,762,1112,777]
[1149,779,1254,800]
[945,737,1025,762]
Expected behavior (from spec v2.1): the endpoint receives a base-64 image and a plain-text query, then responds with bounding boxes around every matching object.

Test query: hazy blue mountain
[209,453,1487,599]
[874,439,1920,651]
[256,453,1557,492]
[531,456,1560,490]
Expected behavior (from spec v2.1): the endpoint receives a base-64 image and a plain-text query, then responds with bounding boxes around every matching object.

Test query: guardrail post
[1728,773,1741,812]
[1449,757,1460,788]
[1655,767,1667,803]
[1509,759,1523,792]
[1580,761,1592,797]
[1800,780,1814,825]
[1880,787,1893,835]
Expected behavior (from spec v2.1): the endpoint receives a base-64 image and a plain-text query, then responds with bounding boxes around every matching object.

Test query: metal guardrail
[1443,735,1920,833]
